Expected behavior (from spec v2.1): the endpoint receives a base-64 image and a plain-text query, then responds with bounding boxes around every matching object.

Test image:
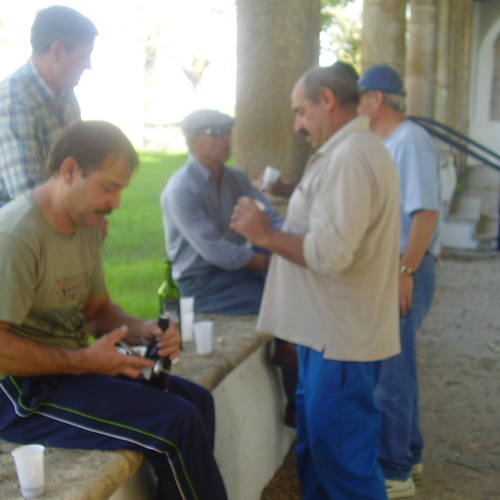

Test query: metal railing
[408,116,500,172]
[408,116,500,250]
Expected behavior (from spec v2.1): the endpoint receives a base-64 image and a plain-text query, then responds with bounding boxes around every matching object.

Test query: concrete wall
[213,344,295,499]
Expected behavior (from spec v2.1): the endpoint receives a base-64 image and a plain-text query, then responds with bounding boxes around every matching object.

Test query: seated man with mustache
[0,120,228,500]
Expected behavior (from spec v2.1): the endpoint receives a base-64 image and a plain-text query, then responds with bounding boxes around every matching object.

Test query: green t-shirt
[0,193,106,377]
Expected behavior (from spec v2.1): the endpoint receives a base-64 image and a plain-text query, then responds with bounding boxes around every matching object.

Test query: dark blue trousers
[296,346,387,500]
[0,374,227,500]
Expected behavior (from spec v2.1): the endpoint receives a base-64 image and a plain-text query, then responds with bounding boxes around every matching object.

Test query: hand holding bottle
[154,318,181,360]
[141,316,172,390]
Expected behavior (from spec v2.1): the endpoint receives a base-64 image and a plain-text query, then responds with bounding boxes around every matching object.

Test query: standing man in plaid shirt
[0,5,98,207]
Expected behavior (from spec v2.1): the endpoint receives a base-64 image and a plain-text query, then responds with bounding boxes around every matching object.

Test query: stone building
[234,0,500,250]
[362,0,500,157]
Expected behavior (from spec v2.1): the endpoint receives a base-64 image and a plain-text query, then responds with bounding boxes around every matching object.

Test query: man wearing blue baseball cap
[358,65,442,500]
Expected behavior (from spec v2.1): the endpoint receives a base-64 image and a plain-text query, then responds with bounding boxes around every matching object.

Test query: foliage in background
[320,0,362,75]
[101,151,187,318]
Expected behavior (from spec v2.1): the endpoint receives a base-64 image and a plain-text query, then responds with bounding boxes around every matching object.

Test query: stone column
[448,0,474,174]
[434,0,451,123]
[361,0,407,74]
[451,0,472,134]
[233,0,320,185]
[406,0,438,117]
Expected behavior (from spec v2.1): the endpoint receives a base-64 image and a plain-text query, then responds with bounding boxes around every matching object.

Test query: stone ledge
[0,446,143,500]
[173,314,273,388]
[0,314,271,499]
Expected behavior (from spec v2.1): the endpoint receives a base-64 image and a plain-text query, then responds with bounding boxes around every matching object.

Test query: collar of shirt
[27,58,73,108]
[317,115,371,157]
[186,155,228,186]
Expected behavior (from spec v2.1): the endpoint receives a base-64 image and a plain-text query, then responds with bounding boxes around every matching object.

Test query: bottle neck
[163,261,173,284]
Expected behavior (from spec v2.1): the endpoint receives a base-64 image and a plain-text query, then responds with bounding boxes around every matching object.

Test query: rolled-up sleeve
[303,150,375,275]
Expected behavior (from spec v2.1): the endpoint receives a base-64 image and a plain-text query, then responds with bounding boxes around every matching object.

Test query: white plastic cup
[260,165,281,190]
[11,444,45,498]
[181,297,194,321]
[180,297,194,316]
[193,321,213,355]
[182,312,194,342]
[180,297,195,342]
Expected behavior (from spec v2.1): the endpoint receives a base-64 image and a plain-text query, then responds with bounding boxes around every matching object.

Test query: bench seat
[0,314,295,500]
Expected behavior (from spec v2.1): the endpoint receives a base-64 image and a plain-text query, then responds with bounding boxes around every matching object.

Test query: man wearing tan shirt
[230,63,401,499]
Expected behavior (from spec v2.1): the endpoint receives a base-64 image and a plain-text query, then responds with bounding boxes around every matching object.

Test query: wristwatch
[399,265,414,276]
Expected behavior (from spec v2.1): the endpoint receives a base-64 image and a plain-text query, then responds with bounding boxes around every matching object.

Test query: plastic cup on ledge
[182,312,194,342]
[11,444,45,498]
[180,297,195,342]
[193,321,213,355]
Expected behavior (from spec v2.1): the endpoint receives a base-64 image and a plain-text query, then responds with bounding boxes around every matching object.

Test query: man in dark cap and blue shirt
[161,109,299,426]
[358,64,442,500]
[161,109,284,314]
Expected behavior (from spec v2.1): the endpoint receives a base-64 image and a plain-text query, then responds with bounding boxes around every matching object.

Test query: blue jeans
[296,346,387,500]
[179,266,266,315]
[376,254,436,480]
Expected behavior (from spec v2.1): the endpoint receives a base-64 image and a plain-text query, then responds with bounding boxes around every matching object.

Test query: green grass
[101,151,187,318]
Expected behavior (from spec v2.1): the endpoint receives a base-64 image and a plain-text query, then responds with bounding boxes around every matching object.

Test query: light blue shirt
[0,59,81,206]
[383,120,442,256]
[161,156,284,280]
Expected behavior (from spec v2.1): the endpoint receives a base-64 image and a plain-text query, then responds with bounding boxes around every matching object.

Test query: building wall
[470,0,500,154]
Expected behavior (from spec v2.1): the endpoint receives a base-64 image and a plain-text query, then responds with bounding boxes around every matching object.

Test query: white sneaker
[411,462,424,481]
[385,477,416,499]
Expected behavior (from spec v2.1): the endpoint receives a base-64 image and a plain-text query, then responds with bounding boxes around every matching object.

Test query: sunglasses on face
[200,127,233,137]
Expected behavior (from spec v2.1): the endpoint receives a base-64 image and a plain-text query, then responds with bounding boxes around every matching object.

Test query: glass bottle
[158,260,182,341]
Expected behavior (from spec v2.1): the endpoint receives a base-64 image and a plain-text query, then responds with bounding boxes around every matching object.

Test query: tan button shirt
[257,117,401,361]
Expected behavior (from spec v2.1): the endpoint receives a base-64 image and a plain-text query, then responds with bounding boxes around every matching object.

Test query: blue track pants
[0,373,227,500]
[296,346,388,500]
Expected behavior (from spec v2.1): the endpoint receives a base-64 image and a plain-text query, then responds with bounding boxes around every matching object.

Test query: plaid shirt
[0,59,81,207]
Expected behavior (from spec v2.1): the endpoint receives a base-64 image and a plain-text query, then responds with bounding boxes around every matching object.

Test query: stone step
[442,194,499,250]
[442,196,482,250]
[446,196,482,222]
[474,216,499,250]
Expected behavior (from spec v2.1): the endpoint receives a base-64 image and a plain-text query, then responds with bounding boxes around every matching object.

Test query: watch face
[399,265,414,276]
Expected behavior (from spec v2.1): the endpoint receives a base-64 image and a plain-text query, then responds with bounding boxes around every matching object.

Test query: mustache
[298,128,310,137]
[95,208,113,215]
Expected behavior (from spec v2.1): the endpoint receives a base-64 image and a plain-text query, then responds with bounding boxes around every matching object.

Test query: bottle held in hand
[143,315,171,390]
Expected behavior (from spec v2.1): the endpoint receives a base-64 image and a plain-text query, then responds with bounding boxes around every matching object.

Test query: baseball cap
[358,65,406,96]
[181,109,235,135]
